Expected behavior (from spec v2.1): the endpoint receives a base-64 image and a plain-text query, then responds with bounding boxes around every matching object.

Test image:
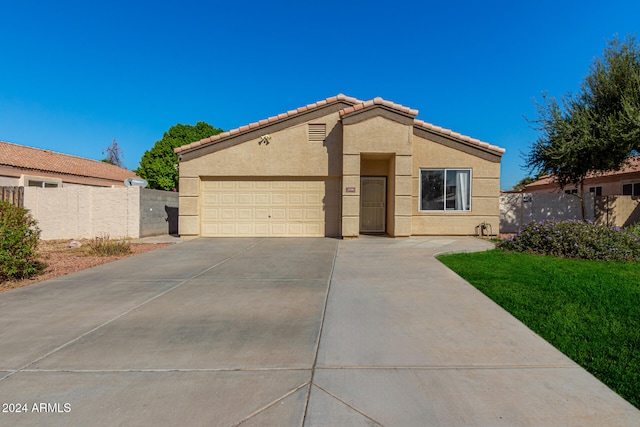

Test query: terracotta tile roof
[339,96,419,117]
[175,94,363,153]
[0,141,137,183]
[413,119,506,154]
[525,156,640,189]
[175,94,505,156]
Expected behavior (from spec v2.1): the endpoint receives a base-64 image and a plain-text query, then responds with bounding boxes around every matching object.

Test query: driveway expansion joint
[231,381,309,427]
[315,364,581,370]
[0,239,266,384]
[2,237,639,425]
[312,383,385,427]
[20,368,313,373]
[301,239,339,424]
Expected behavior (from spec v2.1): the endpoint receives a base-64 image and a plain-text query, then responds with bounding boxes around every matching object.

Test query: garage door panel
[255,208,269,219]
[201,179,340,237]
[288,208,303,220]
[202,223,219,235]
[271,194,286,204]
[221,181,236,189]
[202,181,220,190]
[288,193,304,204]
[220,209,236,220]
[304,224,322,235]
[249,223,264,234]
[271,208,286,220]
[305,194,321,204]
[305,208,320,220]
[237,209,252,220]
[237,224,253,235]
[255,194,270,205]
[202,193,219,205]
[202,208,219,220]
[221,194,237,205]
[237,194,252,204]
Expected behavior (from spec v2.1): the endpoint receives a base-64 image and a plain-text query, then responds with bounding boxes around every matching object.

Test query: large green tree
[526,34,640,192]
[136,122,223,191]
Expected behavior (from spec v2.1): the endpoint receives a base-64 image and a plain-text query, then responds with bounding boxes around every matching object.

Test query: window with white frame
[420,169,471,211]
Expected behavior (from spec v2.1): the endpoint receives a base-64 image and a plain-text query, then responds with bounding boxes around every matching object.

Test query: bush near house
[87,235,131,256]
[498,220,640,261]
[0,201,45,280]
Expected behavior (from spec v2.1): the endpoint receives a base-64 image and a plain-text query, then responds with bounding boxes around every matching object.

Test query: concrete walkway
[0,237,638,426]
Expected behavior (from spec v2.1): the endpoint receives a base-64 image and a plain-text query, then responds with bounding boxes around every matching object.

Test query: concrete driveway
[0,237,638,426]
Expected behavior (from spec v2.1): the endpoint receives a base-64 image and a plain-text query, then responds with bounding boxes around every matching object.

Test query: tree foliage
[526,34,640,190]
[0,201,44,280]
[102,139,125,167]
[136,122,223,191]
[512,175,540,191]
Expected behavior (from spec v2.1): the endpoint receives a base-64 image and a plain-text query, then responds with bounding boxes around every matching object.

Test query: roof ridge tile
[339,97,419,118]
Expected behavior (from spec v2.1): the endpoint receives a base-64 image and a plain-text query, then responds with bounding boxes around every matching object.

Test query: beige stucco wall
[595,195,640,227]
[180,112,343,178]
[0,176,19,186]
[342,115,413,237]
[23,186,141,240]
[178,106,503,238]
[411,134,501,235]
[178,111,343,237]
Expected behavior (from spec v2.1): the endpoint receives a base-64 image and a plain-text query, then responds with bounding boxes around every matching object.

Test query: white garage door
[201,179,340,237]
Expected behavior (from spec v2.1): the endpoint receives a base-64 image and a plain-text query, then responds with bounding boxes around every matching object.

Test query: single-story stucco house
[175,94,505,238]
[0,141,137,188]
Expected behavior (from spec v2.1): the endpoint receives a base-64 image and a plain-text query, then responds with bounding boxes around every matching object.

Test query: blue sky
[1,0,638,190]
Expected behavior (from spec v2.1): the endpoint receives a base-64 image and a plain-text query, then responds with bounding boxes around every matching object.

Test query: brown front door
[360,177,386,233]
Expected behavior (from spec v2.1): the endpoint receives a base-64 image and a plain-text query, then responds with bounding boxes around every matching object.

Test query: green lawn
[437,250,640,409]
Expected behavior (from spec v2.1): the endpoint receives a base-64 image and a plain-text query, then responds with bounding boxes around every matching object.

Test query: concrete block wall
[23,186,178,240]
[139,189,179,237]
[500,193,596,233]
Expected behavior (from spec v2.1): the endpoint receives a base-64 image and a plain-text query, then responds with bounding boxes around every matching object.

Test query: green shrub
[0,201,45,280]
[88,234,131,256]
[627,222,640,238]
[498,220,640,261]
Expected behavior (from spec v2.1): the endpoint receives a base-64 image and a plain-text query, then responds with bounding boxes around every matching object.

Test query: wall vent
[308,123,326,141]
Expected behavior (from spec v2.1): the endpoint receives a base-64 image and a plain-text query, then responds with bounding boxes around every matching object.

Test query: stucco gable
[176,94,506,161]
[175,94,362,160]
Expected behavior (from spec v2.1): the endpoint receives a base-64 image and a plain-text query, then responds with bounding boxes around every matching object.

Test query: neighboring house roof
[174,94,505,156]
[524,156,640,190]
[0,141,137,186]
